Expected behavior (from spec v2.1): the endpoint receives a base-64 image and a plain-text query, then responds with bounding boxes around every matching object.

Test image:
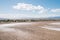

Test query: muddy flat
[0,21,60,40]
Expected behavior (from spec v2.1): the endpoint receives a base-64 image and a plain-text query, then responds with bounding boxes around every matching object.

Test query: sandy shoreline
[0,22,60,31]
[0,22,60,40]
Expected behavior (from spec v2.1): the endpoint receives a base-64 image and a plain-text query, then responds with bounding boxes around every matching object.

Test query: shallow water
[0,22,60,32]
[41,22,60,31]
[50,22,60,25]
[0,28,16,32]
[0,22,33,32]
[42,27,60,31]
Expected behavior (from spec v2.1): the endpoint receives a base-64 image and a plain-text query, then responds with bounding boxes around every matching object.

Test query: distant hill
[0,16,60,20]
[49,16,60,19]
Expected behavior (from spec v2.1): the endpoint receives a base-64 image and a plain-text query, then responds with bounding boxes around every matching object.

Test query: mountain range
[0,16,60,20]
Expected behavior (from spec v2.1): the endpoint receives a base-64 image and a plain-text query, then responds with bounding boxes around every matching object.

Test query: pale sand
[0,22,60,40]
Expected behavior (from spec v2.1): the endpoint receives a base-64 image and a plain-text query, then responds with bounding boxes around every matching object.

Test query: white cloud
[12,3,60,19]
[0,13,48,19]
[13,3,45,14]
[0,13,60,19]
[51,9,60,12]
[0,14,30,19]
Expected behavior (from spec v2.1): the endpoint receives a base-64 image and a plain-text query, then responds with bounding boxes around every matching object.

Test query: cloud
[0,13,46,19]
[1,13,60,19]
[12,3,60,19]
[13,3,46,13]
[51,9,60,12]
[0,14,29,19]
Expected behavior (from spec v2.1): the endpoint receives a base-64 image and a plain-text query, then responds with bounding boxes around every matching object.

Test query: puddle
[50,22,60,25]
[0,28,16,32]
[0,22,33,32]
[42,26,60,31]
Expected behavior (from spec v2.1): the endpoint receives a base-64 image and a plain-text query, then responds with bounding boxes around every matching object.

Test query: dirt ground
[0,21,60,40]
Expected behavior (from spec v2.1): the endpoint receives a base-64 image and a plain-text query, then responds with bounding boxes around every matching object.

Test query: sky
[0,0,60,19]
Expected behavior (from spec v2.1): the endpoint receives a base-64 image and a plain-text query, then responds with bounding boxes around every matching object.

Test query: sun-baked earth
[0,21,60,40]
